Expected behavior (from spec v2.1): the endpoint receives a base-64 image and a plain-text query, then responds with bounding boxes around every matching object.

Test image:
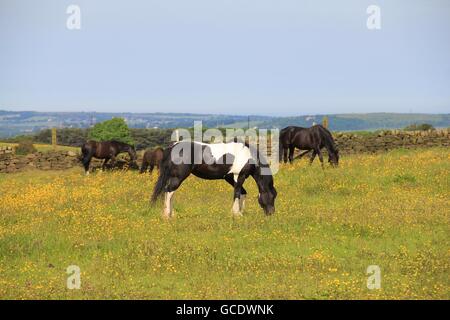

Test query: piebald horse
[81,140,137,174]
[151,141,277,218]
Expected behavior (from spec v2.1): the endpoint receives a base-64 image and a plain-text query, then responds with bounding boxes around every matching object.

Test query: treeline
[4,127,272,150]
[6,128,174,150]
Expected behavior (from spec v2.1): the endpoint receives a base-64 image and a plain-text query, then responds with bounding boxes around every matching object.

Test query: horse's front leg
[102,158,110,171]
[225,175,246,213]
[232,175,246,216]
[288,146,295,164]
[283,146,289,164]
[316,148,324,168]
[109,154,117,169]
[239,186,247,212]
[309,150,317,165]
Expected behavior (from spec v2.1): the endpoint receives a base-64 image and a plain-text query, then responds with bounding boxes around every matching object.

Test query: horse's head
[256,170,277,215]
[328,148,339,167]
[127,146,137,161]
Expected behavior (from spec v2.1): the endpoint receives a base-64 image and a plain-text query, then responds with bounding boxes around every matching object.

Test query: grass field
[0,147,448,299]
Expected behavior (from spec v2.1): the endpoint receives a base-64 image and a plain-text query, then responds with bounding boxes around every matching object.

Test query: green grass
[0,148,448,299]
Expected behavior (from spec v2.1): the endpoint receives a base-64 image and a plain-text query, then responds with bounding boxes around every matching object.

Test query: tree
[88,118,134,144]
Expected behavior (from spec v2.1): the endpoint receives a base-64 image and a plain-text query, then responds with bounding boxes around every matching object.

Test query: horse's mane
[110,140,134,148]
[315,125,339,154]
[246,143,274,187]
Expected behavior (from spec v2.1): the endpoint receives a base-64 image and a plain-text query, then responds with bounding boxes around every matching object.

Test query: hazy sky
[1,0,449,116]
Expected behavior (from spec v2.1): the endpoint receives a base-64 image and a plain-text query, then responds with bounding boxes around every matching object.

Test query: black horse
[279,125,339,166]
[151,141,277,218]
[81,140,137,174]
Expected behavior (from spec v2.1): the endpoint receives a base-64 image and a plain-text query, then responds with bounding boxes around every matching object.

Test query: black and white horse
[151,141,277,218]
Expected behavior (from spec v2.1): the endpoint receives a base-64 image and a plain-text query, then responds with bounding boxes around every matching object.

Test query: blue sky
[1,0,449,116]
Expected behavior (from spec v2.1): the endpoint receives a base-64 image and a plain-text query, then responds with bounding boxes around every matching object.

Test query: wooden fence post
[52,128,57,150]
[322,116,329,129]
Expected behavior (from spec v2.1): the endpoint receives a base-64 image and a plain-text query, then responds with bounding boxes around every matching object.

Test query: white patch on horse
[197,142,252,175]
[164,191,174,218]
[232,198,242,215]
[239,194,246,211]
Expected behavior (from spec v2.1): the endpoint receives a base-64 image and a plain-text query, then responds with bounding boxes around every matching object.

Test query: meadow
[0,147,448,299]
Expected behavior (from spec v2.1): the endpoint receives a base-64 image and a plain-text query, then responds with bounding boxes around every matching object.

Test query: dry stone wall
[333,129,449,154]
[1,129,449,173]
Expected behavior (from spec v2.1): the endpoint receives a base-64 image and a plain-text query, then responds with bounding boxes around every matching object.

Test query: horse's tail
[278,127,290,161]
[151,148,172,203]
[278,138,284,161]
[81,142,93,162]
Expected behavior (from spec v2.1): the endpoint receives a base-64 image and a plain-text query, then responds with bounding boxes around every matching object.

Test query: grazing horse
[81,140,137,174]
[151,141,277,218]
[279,125,339,166]
[140,147,164,173]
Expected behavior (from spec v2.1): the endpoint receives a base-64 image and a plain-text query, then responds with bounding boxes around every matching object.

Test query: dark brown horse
[81,140,137,174]
[140,147,164,173]
[279,125,339,167]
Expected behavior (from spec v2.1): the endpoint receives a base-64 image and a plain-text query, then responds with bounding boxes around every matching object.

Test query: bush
[15,140,37,155]
[88,118,134,145]
[404,123,435,131]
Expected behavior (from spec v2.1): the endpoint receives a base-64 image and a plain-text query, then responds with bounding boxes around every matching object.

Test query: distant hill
[0,110,449,137]
[253,113,450,131]
[0,110,269,138]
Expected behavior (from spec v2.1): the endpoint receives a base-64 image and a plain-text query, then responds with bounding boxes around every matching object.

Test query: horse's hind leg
[164,178,180,218]
[102,158,110,171]
[164,191,175,218]
[164,172,189,218]
[82,154,92,175]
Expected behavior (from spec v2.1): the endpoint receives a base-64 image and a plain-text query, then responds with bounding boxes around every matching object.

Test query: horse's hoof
[163,210,174,219]
[239,195,246,212]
